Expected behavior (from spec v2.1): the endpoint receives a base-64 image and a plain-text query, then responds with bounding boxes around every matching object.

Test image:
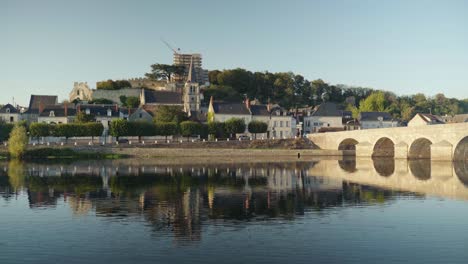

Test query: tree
[0,123,14,142]
[155,122,178,140]
[97,79,131,90]
[154,105,187,124]
[145,64,185,82]
[224,118,246,138]
[125,96,140,108]
[128,122,156,142]
[120,96,140,108]
[358,91,386,112]
[207,121,226,139]
[8,125,28,159]
[248,120,268,139]
[89,98,114,104]
[75,111,95,123]
[110,119,129,140]
[180,121,202,141]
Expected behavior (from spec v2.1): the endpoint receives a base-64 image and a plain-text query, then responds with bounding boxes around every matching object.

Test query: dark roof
[211,102,250,115]
[0,104,18,114]
[39,105,76,117]
[250,105,269,116]
[144,90,182,105]
[78,104,120,117]
[417,113,445,124]
[311,102,342,117]
[358,112,393,121]
[28,95,58,111]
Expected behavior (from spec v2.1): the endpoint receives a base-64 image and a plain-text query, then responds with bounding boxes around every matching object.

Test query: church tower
[183,57,201,114]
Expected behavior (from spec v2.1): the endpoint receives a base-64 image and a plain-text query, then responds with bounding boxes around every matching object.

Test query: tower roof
[186,56,197,83]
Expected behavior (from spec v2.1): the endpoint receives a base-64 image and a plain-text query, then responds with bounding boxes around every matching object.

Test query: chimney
[64,103,68,117]
[39,101,45,114]
[245,98,250,110]
[115,104,118,112]
[267,102,271,112]
[77,104,81,113]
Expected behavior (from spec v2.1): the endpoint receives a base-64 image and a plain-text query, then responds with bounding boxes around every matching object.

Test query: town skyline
[2,0,468,105]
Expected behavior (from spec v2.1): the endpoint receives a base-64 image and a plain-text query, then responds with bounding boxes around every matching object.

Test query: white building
[0,104,21,123]
[358,112,398,129]
[38,105,76,124]
[303,102,343,133]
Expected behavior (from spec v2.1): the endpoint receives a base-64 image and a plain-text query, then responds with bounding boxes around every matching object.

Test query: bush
[180,121,202,141]
[155,122,178,140]
[128,121,156,141]
[8,125,28,159]
[0,123,14,142]
[248,120,268,139]
[30,123,51,139]
[207,121,226,138]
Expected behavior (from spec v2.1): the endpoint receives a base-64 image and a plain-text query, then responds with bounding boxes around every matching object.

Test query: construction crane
[161,38,180,54]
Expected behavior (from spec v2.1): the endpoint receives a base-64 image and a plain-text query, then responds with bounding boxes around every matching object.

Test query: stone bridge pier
[308,123,468,161]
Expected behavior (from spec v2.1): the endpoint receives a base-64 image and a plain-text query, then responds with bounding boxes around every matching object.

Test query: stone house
[358,112,398,129]
[303,102,343,133]
[23,95,58,123]
[128,107,154,123]
[77,104,122,133]
[0,104,21,123]
[38,105,76,124]
[408,113,445,127]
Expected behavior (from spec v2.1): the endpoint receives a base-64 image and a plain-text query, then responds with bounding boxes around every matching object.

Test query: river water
[1,158,468,264]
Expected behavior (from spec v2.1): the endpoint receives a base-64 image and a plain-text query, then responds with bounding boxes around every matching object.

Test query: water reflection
[1,158,468,245]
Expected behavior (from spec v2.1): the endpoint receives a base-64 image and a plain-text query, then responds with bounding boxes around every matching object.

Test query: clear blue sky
[2,0,467,105]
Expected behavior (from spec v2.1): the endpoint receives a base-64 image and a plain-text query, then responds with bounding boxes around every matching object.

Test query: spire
[186,56,196,83]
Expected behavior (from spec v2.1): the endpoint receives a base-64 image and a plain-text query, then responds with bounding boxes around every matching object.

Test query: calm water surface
[1,158,468,264]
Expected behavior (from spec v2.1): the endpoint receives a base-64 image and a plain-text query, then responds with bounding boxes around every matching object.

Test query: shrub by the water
[8,125,28,159]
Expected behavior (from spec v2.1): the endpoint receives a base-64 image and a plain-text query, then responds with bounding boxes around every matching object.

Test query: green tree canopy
[180,121,202,141]
[248,120,268,139]
[145,64,185,82]
[110,119,129,139]
[153,105,187,124]
[224,118,246,138]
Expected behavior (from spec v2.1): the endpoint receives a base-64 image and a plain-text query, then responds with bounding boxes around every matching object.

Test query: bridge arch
[409,138,432,159]
[372,137,395,157]
[454,136,468,161]
[338,138,359,151]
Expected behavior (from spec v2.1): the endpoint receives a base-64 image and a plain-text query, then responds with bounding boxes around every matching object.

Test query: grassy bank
[1,148,127,160]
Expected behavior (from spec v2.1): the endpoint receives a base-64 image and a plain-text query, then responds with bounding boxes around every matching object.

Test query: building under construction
[173,53,209,85]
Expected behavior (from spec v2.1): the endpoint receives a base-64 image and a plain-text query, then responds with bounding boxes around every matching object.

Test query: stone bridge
[308,123,468,161]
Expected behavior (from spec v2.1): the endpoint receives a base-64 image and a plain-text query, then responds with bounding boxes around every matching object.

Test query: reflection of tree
[8,159,25,191]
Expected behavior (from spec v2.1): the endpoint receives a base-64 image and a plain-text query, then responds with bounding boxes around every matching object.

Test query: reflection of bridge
[307,159,468,200]
[308,123,468,160]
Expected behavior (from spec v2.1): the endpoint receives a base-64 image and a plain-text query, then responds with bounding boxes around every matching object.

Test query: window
[313,122,318,126]
[85,108,90,115]
[107,109,112,117]
[286,121,289,127]
[139,113,143,118]
[77,90,80,96]
[280,121,283,127]
[49,111,55,117]
[6,108,10,113]
[10,116,14,122]
[274,121,277,127]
